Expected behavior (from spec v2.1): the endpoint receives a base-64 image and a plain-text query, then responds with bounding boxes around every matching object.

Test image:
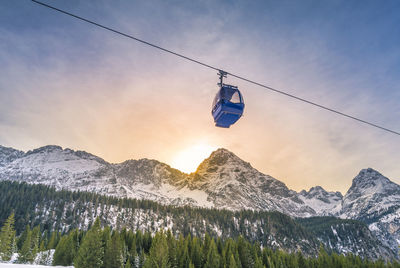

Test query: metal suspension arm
[218,70,227,87]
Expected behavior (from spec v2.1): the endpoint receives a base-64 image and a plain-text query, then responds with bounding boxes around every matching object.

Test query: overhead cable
[31,0,400,136]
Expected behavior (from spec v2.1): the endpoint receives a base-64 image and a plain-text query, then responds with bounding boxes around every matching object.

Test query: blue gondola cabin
[212,84,244,128]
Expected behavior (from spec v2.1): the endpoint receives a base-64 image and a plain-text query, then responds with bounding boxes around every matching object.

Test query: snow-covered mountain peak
[117,158,162,171]
[187,148,316,215]
[300,186,343,199]
[0,145,24,166]
[69,149,108,164]
[25,145,63,155]
[0,145,106,187]
[208,148,239,160]
[116,158,187,187]
[339,169,400,252]
[195,148,252,175]
[349,168,393,192]
[343,168,400,202]
[298,185,342,215]
[300,186,326,196]
[24,145,107,165]
[192,148,272,191]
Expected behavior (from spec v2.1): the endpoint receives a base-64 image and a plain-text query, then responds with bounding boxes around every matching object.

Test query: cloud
[1,0,400,193]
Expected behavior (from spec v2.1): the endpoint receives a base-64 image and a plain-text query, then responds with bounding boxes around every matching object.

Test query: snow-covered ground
[0,264,72,268]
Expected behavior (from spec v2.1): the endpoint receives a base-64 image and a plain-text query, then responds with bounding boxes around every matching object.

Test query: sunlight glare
[171,144,217,173]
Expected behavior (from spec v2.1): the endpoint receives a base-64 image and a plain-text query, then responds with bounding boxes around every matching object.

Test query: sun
[171,144,217,173]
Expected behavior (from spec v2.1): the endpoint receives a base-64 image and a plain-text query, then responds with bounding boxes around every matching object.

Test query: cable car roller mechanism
[31,0,400,135]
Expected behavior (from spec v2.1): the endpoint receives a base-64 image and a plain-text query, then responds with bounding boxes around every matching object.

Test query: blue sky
[1,0,400,192]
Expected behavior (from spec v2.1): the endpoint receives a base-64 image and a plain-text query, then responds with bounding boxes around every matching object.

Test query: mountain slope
[0,145,205,206]
[1,145,400,257]
[341,168,400,220]
[299,186,342,216]
[189,149,315,216]
[297,216,394,260]
[0,180,395,260]
[299,168,400,256]
[0,146,316,216]
[340,168,400,255]
[0,145,24,166]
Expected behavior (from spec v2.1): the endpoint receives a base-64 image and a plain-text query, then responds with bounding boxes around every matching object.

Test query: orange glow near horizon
[170,143,217,173]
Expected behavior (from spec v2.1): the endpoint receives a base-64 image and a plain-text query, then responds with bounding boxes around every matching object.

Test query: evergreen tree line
[0,212,55,264]
[1,213,400,268]
[0,180,389,259]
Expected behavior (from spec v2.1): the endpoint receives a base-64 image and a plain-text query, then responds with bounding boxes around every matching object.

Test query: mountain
[0,145,400,257]
[296,216,395,260]
[298,168,400,255]
[340,168,400,255]
[188,149,315,216]
[0,146,316,216]
[0,145,192,205]
[341,168,400,220]
[0,180,395,260]
[0,145,24,166]
[299,186,342,216]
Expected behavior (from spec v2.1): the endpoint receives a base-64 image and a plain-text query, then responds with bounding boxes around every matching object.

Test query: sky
[1,0,400,193]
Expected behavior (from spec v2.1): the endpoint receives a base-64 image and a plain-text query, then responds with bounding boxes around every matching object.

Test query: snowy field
[0,264,72,268]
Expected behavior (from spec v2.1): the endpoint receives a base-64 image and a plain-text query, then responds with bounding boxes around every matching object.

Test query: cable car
[212,71,245,128]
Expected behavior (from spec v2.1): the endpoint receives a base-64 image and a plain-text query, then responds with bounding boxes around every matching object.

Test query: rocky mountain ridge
[0,144,399,255]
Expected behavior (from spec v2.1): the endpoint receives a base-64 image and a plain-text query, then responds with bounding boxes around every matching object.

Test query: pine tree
[0,213,16,261]
[190,237,202,268]
[74,218,104,268]
[166,230,177,268]
[138,250,145,268]
[178,245,190,268]
[142,231,152,254]
[254,256,263,268]
[37,240,48,265]
[53,231,78,266]
[37,237,53,266]
[204,239,219,268]
[237,236,253,268]
[104,231,123,268]
[228,254,238,268]
[17,226,34,263]
[143,231,169,268]
[318,245,330,268]
[30,225,40,261]
[297,251,307,268]
[263,250,274,268]
[101,226,111,268]
[202,233,211,267]
[17,225,29,250]
[47,231,58,249]
[177,234,191,268]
